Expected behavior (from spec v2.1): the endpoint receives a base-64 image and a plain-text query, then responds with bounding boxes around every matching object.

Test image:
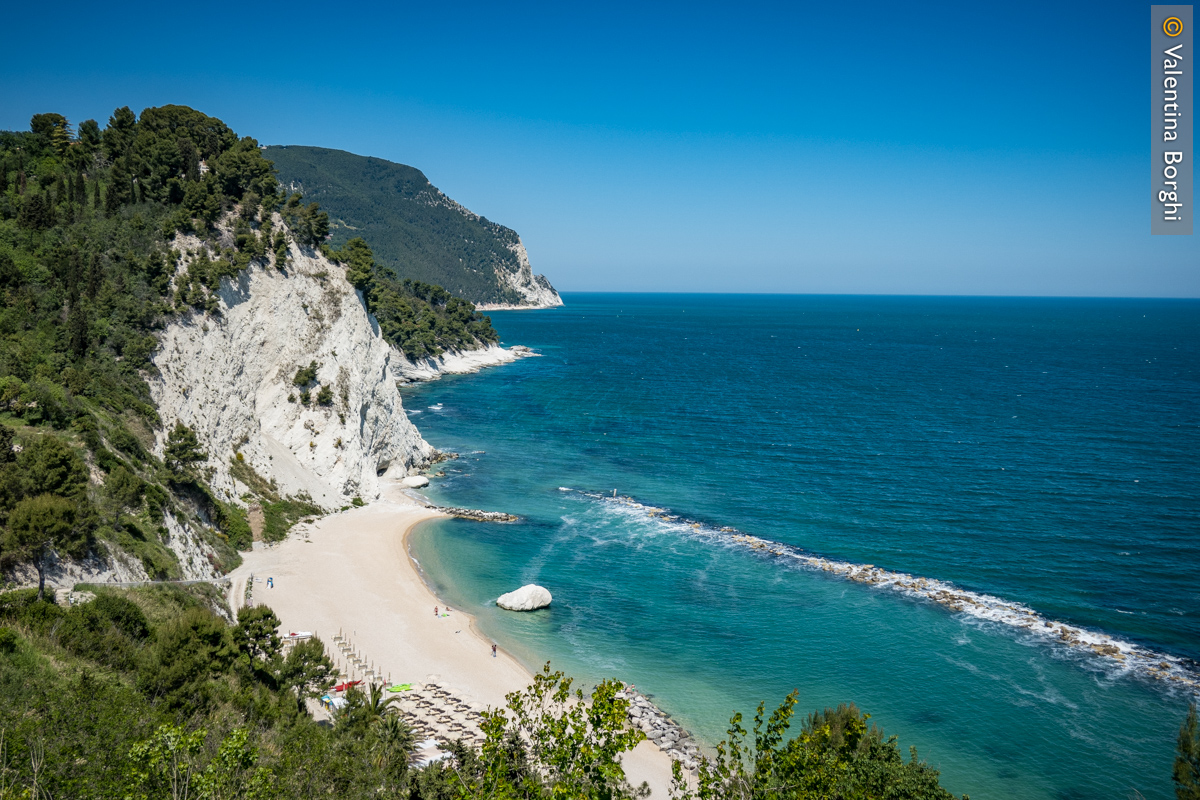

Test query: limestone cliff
[149,229,520,512]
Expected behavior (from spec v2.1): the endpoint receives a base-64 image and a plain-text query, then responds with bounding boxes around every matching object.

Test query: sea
[400,293,1199,799]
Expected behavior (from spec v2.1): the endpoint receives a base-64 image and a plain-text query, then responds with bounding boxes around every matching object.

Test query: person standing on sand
[492,644,497,658]
[434,606,438,617]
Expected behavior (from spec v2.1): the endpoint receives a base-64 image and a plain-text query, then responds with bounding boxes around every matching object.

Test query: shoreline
[227,482,676,794]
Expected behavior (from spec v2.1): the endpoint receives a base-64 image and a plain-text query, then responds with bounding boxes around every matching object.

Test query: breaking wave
[570,489,1200,698]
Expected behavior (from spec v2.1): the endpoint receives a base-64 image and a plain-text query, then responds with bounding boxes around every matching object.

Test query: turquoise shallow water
[402,294,1199,799]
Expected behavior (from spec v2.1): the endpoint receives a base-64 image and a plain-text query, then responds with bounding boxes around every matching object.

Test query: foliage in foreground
[0,583,977,800]
[671,696,965,800]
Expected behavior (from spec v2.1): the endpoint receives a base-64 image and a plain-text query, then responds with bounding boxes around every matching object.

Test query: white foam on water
[568,489,1200,698]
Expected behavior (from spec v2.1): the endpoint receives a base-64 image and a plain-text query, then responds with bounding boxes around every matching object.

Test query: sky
[1,0,1196,296]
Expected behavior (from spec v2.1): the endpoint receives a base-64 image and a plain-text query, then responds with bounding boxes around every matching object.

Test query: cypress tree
[92,178,101,209]
[74,171,86,204]
[0,162,7,194]
[18,170,26,194]
[86,252,101,299]
[67,300,89,359]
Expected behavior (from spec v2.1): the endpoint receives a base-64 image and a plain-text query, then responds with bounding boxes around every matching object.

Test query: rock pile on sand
[617,687,702,774]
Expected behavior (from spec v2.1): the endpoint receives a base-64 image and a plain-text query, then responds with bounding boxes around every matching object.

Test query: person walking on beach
[434,606,438,617]
[492,644,497,658]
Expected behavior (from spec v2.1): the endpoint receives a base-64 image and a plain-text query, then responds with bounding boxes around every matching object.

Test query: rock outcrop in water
[496,584,552,611]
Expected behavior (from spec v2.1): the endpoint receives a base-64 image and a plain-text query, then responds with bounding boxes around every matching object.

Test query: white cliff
[149,227,519,511]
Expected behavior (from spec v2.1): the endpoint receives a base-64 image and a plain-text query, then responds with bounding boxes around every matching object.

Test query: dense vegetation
[265,145,538,306]
[0,106,500,582]
[332,236,499,360]
[0,105,282,582]
[0,584,974,799]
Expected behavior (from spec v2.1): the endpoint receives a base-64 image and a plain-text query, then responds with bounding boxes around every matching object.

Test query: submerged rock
[496,584,552,611]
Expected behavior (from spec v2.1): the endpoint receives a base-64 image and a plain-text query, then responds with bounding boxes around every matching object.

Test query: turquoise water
[403,294,1199,799]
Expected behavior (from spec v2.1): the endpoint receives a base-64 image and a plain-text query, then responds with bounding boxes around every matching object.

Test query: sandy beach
[226,480,675,795]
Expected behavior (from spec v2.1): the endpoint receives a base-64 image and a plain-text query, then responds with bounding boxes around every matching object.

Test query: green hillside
[265,145,553,306]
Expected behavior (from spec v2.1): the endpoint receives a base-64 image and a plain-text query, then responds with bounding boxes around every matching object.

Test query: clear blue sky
[2,0,1195,296]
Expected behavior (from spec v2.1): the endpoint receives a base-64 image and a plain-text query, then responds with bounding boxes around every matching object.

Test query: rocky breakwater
[440,506,519,522]
[579,491,1200,698]
[616,687,702,774]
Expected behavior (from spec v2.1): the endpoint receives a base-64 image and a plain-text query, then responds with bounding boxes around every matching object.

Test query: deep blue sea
[402,294,1199,799]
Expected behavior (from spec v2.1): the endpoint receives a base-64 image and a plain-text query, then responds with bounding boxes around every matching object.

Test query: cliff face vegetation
[0,105,503,586]
[266,145,563,308]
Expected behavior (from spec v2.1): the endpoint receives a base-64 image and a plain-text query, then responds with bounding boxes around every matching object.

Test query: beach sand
[226,481,675,796]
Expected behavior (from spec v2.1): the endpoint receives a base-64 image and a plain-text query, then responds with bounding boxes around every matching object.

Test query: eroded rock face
[476,239,563,310]
[496,584,552,611]
[150,228,435,509]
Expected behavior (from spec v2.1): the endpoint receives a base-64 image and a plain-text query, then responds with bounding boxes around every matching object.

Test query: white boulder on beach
[496,584,553,611]
[402,476,430,488]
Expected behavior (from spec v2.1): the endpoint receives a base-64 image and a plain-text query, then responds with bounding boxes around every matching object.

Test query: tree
[127,723,207,800]
[194,727,275,800]
[211,136,277,200]
[164,421,206,475]
[456,664,647,799]
[233,605,282,664]
[0,426,14,464]
[138,608,237,710]
[336,237,376,291]
[102,106,137,161]
[77,119,102,156]
[106,157,133,212]
[17,192,55,231]
[292,361,319,388]
[17,435,87,500]
[281,194,329,246]
[30,113,72,156]
[672,694,965,800]
[1178,704,1200,800]
[276,636,335,714]
[5,494,80,600]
